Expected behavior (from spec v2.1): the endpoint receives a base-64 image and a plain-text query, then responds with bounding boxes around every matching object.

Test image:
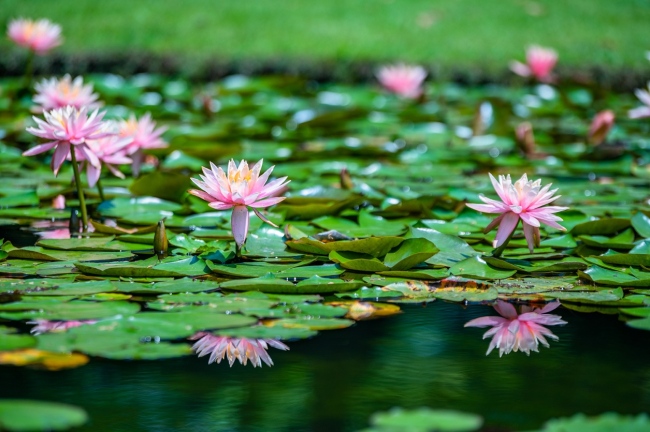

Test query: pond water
[2,301,649,431]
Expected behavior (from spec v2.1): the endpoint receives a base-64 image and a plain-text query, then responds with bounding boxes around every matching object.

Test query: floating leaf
[0,399,88,431]
[369,407,483,432]
[383,238,439,270]
[450,256,517,280]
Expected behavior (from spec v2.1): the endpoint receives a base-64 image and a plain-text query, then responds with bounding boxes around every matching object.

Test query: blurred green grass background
[2,0,649,74]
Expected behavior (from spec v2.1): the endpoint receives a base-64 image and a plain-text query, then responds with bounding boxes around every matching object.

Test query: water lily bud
[52,194,66,210]
[68,209,80,233]
[588,110,615,146]
[154,220,168,258]
[515,122,536,157]
[340,168,353,190]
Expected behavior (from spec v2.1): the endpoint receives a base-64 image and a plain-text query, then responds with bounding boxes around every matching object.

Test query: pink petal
[464,316,508,327]
[493,300,518,319]
[86,164,101,187]
[23,141,58,156]
[51,142,70,176]
[493,212,519,248]
[231,205,250,247]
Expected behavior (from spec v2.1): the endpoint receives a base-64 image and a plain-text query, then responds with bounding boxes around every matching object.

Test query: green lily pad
[0,400,88,432]
[534,412,650,432]
[450,256,517,280]
[571,218,630,236]
[631,212,650,238]
[216,326,317,340]
[383,238,438,270]
[0,300,140,321]
[268,317,355,330]
[286,236,404,257]
[75,256,210,277]
[329,251,390,272]
[369,407,483,432]
[544,287,624,303]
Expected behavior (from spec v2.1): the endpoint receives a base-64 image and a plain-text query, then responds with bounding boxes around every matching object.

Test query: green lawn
[2,0,650,73]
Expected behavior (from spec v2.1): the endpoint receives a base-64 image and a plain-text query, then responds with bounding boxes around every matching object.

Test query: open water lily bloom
[72,135,133,187]
[509,45,558,82]
[25,106,112,176]
[190,333,289,367]
[118,113,167,176]
[466,173,568,252]
[33,75,102,112]
[7,18,62,54]
[376,64,427,99]
[628,83,650,119]
[465,301,566,357]
[189,159,290,248]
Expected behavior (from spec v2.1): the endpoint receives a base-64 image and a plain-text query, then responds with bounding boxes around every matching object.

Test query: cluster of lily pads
[0,68,649,371]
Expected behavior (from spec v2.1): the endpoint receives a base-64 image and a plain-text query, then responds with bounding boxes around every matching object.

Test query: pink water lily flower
[33,75,102,112]
[189,159,289,248]
[7,18,62,54]
[465,300,566,356]
[24,106,112,176]
[588,110,615,145]
[118,113,167,176]
[376,64,427,99]
[190,332,289,367]
[628,83,650,119]
[510,45,558,83]
[71,134,133,186]
[466,173,568,252]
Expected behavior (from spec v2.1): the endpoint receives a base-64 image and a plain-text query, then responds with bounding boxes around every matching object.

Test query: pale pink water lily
[588,110,615,145]
[189,159,289,248]
[71,134,133,187]
[7,18,62,54]
[466,173,568,253]
[465,300,566,356]
[52,194,66,209]
[24,106,112,176]
[628,83,650,119]
[190,332,289,367]
[33,75,102,112]
[29,319,97,335]
[117,113,167,176]
[509,46,558,82]
[376,64,427,99]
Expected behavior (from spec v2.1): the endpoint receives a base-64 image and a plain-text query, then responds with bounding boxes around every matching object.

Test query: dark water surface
[1,301,649,432]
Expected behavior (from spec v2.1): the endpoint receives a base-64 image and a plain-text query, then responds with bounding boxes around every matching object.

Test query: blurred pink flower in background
[52,194,66,209]
[628,83,650,119]
[588,110,615,145]
[515,122,536,157]
[72,134,133,186]
[7,18,62,54]
[33,75,102,112]
[29,319,97,335]
[466,173,568,252]
[510,46,558,82]
[189,159,289,248]
[118,113,167,176]
[376,64,427,99]
[465,300,566,356]
[24,106,112,176]
[190,332,289,367]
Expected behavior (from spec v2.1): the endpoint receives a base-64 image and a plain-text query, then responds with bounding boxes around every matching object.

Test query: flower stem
[69,150,88,231]
[96,178,105,202]
[23,50,34,89]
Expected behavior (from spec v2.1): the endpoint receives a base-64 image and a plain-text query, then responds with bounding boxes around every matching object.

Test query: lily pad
[0,400,88,432]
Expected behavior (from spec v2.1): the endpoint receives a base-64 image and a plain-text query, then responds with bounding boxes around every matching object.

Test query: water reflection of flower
[190,332,289,367]
[464,300,566,357]
[29,319,97,335]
